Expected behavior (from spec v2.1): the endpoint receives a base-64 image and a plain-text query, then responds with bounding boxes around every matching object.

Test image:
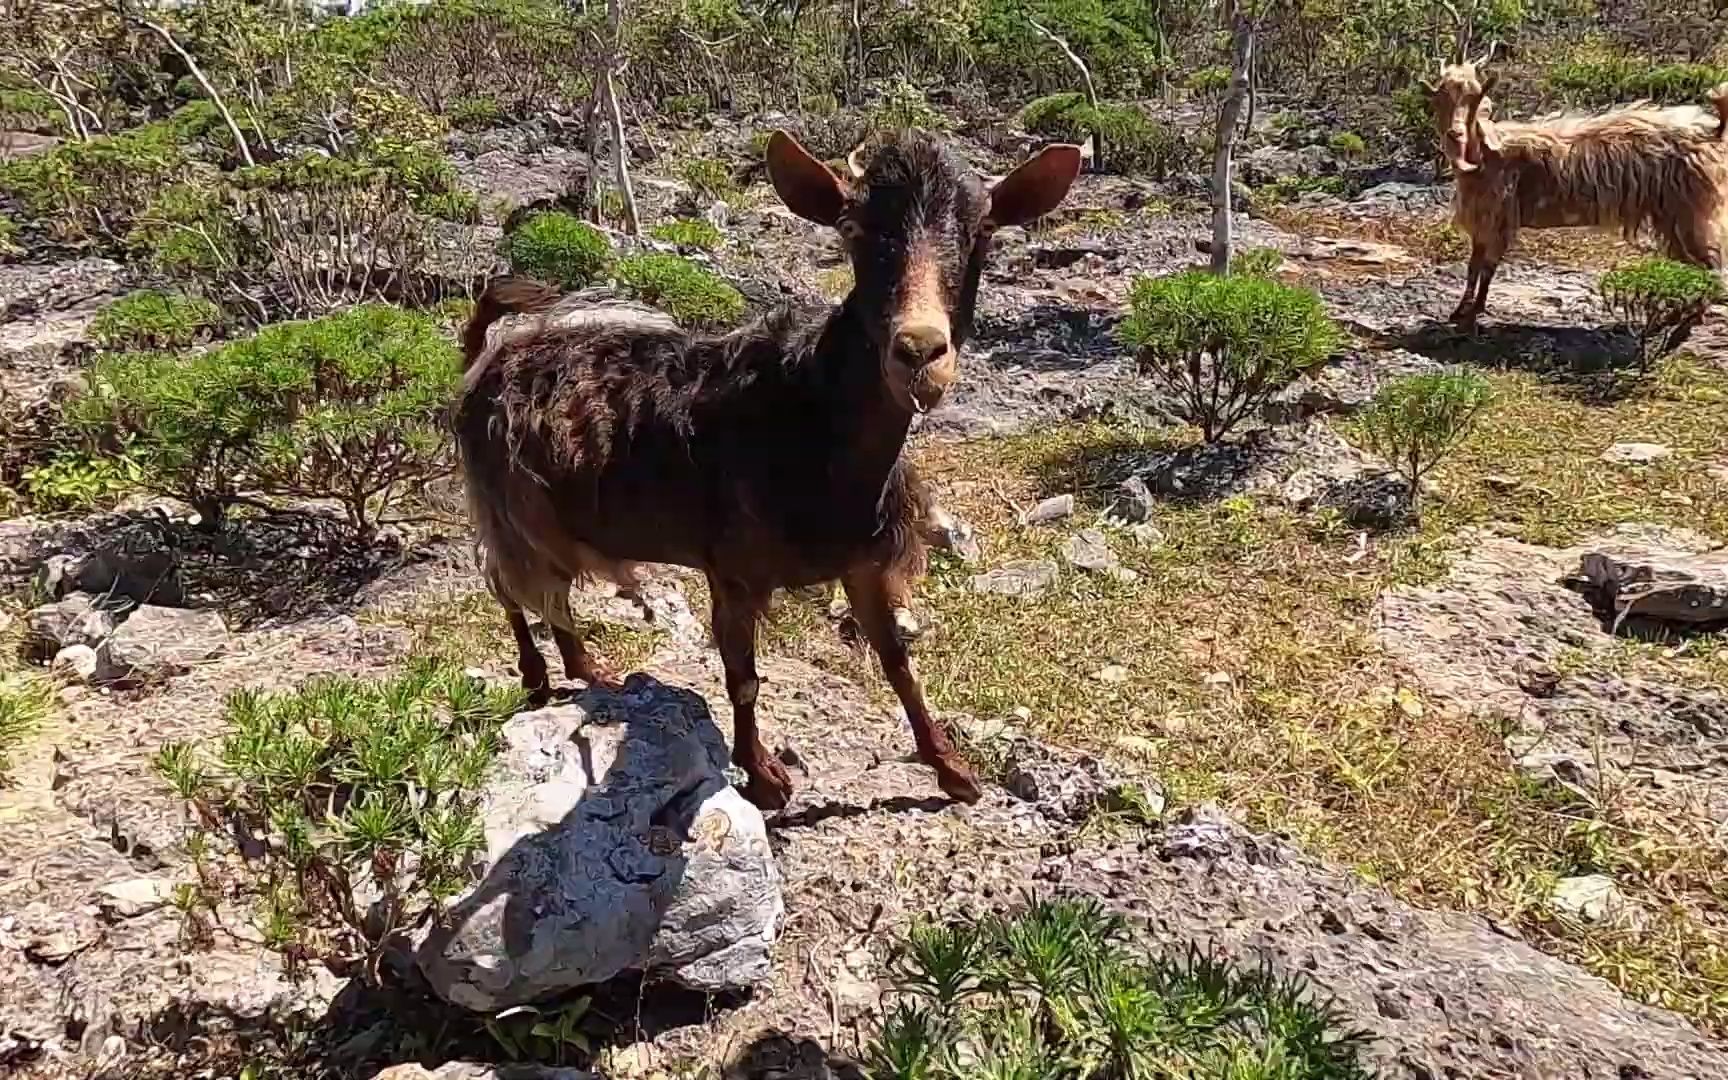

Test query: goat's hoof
[523,678,553,707]
[935,762,983,805]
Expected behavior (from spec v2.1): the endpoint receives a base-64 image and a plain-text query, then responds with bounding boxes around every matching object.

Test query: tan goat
[1426,58,1728,327]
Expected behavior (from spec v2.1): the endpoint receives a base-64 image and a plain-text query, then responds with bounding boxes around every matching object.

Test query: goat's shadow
[1399,318,1662,404]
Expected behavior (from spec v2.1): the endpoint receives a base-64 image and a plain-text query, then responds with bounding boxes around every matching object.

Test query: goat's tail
[463,275,562,370]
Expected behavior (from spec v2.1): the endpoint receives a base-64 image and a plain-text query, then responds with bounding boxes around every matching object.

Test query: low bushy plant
[616,253,745,327]
[449,96,505,131]
[1121,270,1340,442]
[506,211,613,288]
[1599,257,1725,371]
[1186,65,1231,96]
[0,118,194,241]
[0,214,18,259]
[869,77,950,132]
[1234,247,1285,277]
[22,446,143,513]
[1019,93,1178,178]
[152,659,528,981]
[1549,58,1728,106]
[649,217,723,251]
[0,674,53,779]
[1329,130,1367,159]
[864,896,1371,1080]
[90,290,223,350]
[1355,370,1493,521]
[679,157,737,202]
[72,305,459,533]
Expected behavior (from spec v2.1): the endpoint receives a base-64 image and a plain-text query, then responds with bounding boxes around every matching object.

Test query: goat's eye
[837,219,864,241]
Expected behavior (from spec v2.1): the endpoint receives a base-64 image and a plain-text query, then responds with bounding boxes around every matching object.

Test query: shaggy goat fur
[454,130,1080,809]
[1428,61,1728,325]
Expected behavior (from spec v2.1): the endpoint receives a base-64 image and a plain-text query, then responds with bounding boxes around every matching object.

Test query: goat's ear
[766,131,847,227]
[1479,71,1499,96]
[987,143,1083,228]
[1477,117,1504,155]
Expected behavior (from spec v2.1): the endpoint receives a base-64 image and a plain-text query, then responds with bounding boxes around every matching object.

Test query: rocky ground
[3,112,1727,1079]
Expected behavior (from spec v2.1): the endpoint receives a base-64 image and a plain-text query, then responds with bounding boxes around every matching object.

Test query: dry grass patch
[1264,203,1657,272]
[828,379,1728,1030]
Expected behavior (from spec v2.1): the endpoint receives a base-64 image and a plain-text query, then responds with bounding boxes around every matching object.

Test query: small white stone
[98,878,174,919]
[1600,442,1670,465]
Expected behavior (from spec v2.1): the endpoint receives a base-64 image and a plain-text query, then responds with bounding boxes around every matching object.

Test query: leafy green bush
[649,217,723,251]
[21,447,142,514]
[617,253,745,328]
[153,659,527,980]
[506,211,613,288]
[418,188,482,224]
[679,157,738,202]
[1186,65,1230,96]
[1121,271,1340,442]
[0,674,53,779]
[72,305,459,534]
[1329,131,1367,159]
[1599,257,1724,371]
[663,93,707,122]
[125,185,245,278]
[1355,370,1493,521]
[0,118,193,241]
[1548,58,1728,106]
[0,214,19,259]
[1019,93,1178,177]
[866,896,1370,1080]
[1234,247,1285,277]
[449,96,506,131]
[90,290,224,350]
[869,77,950,132]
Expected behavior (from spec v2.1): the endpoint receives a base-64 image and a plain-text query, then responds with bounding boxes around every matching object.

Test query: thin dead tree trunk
[1028,17,1098,168]
[603,0,639,235]
[849,0,866,107]
[1210,2,1254,275]
[134,16,256,167]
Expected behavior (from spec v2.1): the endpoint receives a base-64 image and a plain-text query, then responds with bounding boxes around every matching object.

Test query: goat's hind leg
[506,607,553,704]
[1451,242,1485,327]
[710,579,793,811]
[842,567,981,805]
[547,592,623,690]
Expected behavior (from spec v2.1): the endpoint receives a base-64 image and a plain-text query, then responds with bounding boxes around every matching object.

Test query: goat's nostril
[892,325,951,366]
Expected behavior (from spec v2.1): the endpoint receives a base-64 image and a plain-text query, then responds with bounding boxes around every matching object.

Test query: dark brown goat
[455,131,1080,810]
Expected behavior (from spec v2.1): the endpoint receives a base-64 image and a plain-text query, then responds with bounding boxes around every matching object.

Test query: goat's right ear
[987,143,1083,228]
[766,131,847,227]
[1479,71,1500,96]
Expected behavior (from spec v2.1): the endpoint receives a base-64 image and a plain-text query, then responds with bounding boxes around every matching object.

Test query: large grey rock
[417,676,782,1011]
[1575,544,1728,630]
[23,592,116,658]
[101,605,228,683]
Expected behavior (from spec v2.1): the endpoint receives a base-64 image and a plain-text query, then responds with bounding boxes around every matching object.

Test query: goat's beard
[882,353,959,414]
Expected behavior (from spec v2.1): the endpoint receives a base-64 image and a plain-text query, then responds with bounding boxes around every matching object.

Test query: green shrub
[679,157,737,202]
[0,214,19,258]
[506,211,613,288]
[72,305,459,534]
[1355,370,1493,521]
[1599,257,1725,370]
[1549,58,1728,106]
[0,119,192,241]
[90,290,223,350]
[1186,65,1231,96]
[418,188,482,224]
[869,77,950,132]
[616,253,745,327]
[663,93,707,122]
[1329,131,1367,159]
[449,96,506,131]
[0,674,53,779]
[1121,270,1340,442]
[649,217,723,252]
[1234,247,1285,277]
[866,896,1371,1080]
[152,659,528,981]
[22,447,142,514]
[1019,93,1178,178]
[125,185,245,278]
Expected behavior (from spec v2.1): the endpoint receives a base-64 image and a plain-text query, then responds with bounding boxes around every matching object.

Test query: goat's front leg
[506,608,552,704]
[842,567,982,805]
[1470,255,1500,323]
[548,593,622,689]
[1451,242,1484,327]
[710,579,793,811]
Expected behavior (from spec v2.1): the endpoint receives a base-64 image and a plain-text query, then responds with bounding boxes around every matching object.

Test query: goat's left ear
[1479,71,1499,96]
[987,143,1083,228]
[766,130,848,227]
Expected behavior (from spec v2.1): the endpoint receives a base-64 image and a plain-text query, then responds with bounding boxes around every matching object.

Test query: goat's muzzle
[887,322,957,413]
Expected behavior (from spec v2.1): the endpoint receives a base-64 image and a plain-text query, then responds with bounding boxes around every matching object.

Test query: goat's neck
[823,298,915,506]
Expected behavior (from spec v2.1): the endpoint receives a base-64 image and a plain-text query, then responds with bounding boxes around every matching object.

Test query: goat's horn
[1472,40,1498,68]
[846,144,868,179]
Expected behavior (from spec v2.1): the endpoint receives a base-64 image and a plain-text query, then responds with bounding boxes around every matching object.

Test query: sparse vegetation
[71,305,459,534]
[649,217,724,251]
[1120,271,1340,442]
[867,897,1371,1080]
[1599,257,1724,371]
[1020,92,1180,177]
[90,289,223,350]
[152,659,527,980]
[0,673,53,778]
[506,211,614,288]
[1354,370,1495,521]
[616,252,745,327]
[1328,130,1367,159]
